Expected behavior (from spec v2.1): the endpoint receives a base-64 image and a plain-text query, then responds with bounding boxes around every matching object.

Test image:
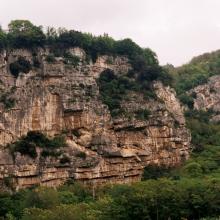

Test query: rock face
[0,48,190,189]
[189,75,220,121]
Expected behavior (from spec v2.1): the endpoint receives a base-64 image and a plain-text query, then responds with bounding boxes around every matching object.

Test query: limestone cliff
[0,48,190,189]
[189,75,220,121]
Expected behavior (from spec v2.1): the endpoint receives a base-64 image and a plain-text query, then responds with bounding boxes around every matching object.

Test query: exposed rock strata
[189,75,220,121]
[0,48,190,189]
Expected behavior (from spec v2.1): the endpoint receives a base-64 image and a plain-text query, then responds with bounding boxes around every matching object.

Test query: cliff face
[0,48,190,189]
[189,75,220,121]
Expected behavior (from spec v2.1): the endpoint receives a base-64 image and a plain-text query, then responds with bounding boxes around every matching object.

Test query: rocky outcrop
[189,75,220,121]
[0,48,190,190]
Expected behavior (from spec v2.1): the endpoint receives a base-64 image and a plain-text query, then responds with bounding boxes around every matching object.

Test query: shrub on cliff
[179,94,194,109]
[45,54,56,63]
[135,109,151,120]
[97,69,128,116]
[63,52,80,67]
[9,57,32,77]
[0,27,7,50]
[97,59,172,116]
[13,140,37,158]
[0,94,15,109]
[10,131,67,158]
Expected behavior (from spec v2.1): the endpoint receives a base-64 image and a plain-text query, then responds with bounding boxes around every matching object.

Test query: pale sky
[1,0,220,66]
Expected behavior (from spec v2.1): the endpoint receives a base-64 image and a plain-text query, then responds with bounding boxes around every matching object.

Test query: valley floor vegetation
[2,116,220,220]
[1,168,220,220]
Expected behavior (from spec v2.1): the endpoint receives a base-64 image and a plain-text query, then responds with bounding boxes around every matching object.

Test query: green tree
[8,20,45,48]
[115,38,142,58]
[0,26,7,50]
[25,187,59,209]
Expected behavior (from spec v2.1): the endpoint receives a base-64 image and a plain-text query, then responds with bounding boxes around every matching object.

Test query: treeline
[1,178,220,220]
[167,50,220,95]
[0,20,158,64]
[0,20,173,117]
[0,20,173,86]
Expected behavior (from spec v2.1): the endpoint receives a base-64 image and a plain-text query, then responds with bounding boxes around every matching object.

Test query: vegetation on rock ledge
[9,131,66,158]
[1,20,172,84]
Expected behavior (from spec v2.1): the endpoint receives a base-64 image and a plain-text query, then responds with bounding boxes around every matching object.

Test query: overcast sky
[1,0,220,66]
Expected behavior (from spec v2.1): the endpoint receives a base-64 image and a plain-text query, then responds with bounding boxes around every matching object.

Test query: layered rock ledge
[0,48,190,189]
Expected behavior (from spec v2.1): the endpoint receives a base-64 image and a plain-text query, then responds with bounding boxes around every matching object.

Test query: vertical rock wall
[0,48,190,189]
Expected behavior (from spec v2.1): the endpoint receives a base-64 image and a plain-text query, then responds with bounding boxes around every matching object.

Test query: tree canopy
[0,26,7,50]
[7,20,45,48]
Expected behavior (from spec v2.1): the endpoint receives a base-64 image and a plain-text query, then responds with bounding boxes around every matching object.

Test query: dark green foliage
[2,165,220,220]
[171,50,220,95]
[75,152,86,159]
[0,27,7,50]
[89,34,115,61]
[59,182,93,203]
[45,54,56,63]
[135,60,161,81]
[10,131,66,158]
[142,164,172,180]
[135,109,151,120]
[9,57,32,77]
[97,63,169,116]
[71,129,81,137]
[97,69,125,117]
[12,140,37,158]
[115,38,142,58]
[63,52,80,66]
[45,27,59,45]
[97,69,145,117]
[0,179,218,220]
[25,187,60,210]
[129,49,172,86]
[32,57,41,68]
[58,192,78,205]
[3,190,31,219]
[57,30,87,49]
[179,94,194,109]
[184,110,220,148]
[47,135,67,149]
[41,150,61,158]
[182,162,203,177]
[176,72,208,95]
[0,94,15,109]
[60,156,71,164]
[7,20,45,48]
[0,193,14,217]
[157,68,173,86]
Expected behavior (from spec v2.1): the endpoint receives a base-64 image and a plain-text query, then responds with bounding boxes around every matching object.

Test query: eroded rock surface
[189,75,220,121]
[0,48,190,189]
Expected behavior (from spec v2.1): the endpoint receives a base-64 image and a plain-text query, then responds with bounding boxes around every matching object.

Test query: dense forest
[1,20,220,219]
